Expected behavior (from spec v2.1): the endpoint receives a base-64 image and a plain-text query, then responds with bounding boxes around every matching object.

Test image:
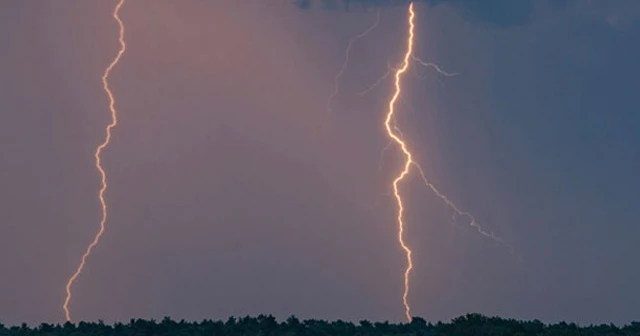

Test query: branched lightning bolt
[319,9,380,132]
[384,2,416,322]
[381,3,515,321]
[63,0,126,322]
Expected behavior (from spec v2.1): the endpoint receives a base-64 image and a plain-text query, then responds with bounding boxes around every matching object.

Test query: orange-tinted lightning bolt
[384,2,416,322]
[63,0,126,322]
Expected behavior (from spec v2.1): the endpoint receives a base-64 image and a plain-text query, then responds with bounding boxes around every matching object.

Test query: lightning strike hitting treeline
[381,2,513,321]
[384,2,416,321]
[63,0,126,322]
[315,0,511,321]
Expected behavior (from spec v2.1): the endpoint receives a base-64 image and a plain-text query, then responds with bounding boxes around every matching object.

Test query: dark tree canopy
[1,314,639,336]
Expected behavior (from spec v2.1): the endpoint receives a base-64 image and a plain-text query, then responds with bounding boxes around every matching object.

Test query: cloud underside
[293,0,567,27]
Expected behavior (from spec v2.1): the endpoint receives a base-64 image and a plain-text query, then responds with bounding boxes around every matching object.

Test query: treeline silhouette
[1,314,639,336]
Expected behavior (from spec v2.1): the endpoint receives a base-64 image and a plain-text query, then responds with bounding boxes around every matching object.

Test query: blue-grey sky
[1,0,639,327]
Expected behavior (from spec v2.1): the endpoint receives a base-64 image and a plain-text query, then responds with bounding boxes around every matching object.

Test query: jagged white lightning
[63,0,126,322]
[379,2,512,321]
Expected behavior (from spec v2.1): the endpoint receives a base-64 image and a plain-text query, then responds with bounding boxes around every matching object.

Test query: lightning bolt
[383,1,416,322]
[63,0,126,322]
[319,9,380,134]
[382,3,515,321]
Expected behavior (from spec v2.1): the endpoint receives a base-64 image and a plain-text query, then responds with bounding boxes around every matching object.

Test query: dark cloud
[294,0,567,27]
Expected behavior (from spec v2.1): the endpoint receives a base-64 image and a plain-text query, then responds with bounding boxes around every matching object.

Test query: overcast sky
[1,0,639,327]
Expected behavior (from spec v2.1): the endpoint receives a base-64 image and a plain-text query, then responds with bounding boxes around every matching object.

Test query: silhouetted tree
[0,314,639,336]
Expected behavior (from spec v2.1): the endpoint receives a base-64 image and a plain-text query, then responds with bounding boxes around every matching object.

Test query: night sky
[1,0,639,327]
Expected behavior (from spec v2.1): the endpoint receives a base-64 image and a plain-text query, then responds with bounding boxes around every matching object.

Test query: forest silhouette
[1,314,639,336]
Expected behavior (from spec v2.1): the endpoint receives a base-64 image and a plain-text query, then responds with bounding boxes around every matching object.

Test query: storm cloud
[294,0,567,26]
